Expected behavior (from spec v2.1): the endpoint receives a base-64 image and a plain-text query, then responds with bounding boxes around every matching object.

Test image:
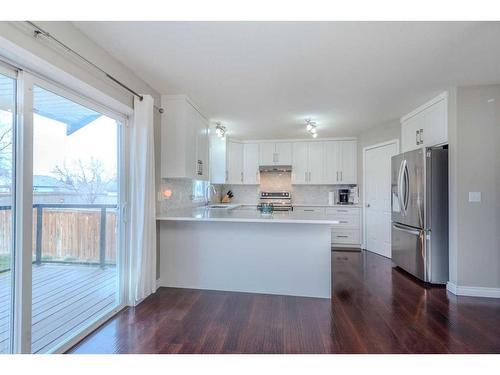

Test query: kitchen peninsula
[157,206,339,299]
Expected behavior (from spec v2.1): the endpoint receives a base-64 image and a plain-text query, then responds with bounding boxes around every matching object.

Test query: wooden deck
[0,263,117,354]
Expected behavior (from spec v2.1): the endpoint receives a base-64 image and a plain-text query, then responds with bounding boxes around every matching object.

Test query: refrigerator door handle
[392,223,421,236]
[398,159,407,216]
[403,161,410,212]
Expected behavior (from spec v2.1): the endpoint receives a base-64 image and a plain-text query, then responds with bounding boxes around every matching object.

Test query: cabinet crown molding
[231,137,357,144]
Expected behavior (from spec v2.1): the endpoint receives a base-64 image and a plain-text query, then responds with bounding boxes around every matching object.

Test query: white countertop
[234,203,361,208]
[157,206,340,225]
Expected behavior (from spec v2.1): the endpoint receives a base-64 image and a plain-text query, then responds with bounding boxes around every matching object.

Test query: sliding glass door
[0,60,127,354]
[29,81,124,353]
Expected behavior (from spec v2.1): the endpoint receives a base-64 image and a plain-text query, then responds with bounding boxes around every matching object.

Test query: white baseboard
[447,282,500,298]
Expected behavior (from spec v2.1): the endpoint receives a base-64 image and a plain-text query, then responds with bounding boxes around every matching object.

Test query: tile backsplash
[222,171,355,205]
[157,179,223,213]
[157,173,357,213]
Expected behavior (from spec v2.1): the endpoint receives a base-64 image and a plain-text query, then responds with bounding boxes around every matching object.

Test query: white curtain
[128,95,157,305]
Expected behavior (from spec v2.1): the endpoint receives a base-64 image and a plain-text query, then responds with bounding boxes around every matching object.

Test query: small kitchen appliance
[258,191,293,212]
[338,189,350,204]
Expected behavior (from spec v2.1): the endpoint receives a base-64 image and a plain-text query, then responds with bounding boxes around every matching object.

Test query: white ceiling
[73,21,500,140]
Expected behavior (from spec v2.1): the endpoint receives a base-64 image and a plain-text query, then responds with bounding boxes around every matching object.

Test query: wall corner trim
[447,282,500,298]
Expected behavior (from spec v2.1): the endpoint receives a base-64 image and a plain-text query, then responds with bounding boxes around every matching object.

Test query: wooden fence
[0,205,117,267]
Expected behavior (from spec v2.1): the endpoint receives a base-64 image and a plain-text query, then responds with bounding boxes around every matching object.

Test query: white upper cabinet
[209,124,226,184]
[243,143,260,184]
[227,140,244,184]
[292,142,325,185]
[401,92,448,152]
[161,95,209,180]
[323,140,357,184]
[308,142,324,184]
[324,141,340,184]
[275,142,293,165]
[259,142,292,165]
[292,142,309,184]
[259,142,275,165]
[338,140,357,184]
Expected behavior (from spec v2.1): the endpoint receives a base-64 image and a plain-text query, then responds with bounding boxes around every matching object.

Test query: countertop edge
[156,216,340,225]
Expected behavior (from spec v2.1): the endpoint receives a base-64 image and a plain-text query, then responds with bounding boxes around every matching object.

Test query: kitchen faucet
[205,184,217,206]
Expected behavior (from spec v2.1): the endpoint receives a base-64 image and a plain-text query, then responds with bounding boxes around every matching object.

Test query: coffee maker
[338,189,350,204]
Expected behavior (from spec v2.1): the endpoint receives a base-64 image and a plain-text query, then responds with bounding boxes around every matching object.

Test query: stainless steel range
[258,191,293,212]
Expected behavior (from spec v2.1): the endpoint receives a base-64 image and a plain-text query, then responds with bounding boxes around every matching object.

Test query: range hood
[259,165,292,172]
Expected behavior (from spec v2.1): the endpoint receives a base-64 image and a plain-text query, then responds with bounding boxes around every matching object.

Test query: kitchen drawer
[294,207,326,214]
[331,214,360,228]
[331,229,360,245]
[325,207,360,216]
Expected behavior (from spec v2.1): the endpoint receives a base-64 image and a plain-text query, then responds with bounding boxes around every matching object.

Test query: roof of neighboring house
[0,80,102,135]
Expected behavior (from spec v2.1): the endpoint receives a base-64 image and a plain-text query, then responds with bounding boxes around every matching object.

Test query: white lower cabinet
[325,207,361,247]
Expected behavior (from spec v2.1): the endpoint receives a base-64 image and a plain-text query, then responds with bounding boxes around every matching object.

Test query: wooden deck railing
[0,204,118,271]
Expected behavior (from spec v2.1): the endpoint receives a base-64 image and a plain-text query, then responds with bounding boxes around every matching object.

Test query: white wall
[449,84,500,291]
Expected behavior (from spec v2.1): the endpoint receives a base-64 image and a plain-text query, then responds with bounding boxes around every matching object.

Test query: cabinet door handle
[339,220,348,224]
[304,209,315,212]
[276,152,279,163]
[336,171,339,181]
[305,171,308,182]
[241,172,244,183]
[309,171,311,182]
[340,171,343,181]
[419,128,423,145]
[336,235,349,238]
[416,130,420,146]
[225,170,228,182]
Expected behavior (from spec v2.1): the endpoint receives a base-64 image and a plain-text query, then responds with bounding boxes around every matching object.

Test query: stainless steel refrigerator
[391,147,449,284]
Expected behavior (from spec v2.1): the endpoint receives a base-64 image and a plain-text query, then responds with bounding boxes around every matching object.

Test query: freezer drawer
[392,223,427,281]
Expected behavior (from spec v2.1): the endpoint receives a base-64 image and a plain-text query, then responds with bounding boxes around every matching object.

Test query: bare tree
[52,158,115,204]
[0,127,13,179]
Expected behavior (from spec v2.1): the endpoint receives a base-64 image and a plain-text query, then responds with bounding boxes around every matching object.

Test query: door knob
[366,203,371,208]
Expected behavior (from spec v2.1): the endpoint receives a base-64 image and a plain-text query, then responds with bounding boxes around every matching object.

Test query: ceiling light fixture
[305,119,318,138]
[215,122,227,139]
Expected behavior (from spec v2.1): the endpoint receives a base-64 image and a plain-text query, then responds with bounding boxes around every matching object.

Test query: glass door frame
[0,61,19,355]
[11,68,129,354]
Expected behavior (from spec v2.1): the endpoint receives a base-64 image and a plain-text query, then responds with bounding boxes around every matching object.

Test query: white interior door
[364,141,398,258]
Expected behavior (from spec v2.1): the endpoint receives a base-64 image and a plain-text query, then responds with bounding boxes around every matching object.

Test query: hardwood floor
[68,250,500,354]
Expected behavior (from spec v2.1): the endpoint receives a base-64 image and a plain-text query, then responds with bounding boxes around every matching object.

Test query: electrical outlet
[468,192,481,203]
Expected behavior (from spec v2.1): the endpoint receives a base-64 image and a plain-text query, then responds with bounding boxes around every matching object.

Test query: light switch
[468,192,481,203]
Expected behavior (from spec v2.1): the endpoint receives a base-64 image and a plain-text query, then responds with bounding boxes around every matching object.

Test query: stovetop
[258,191,293,211]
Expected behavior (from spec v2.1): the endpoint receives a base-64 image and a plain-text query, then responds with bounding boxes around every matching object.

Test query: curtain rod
[26,21,164,114]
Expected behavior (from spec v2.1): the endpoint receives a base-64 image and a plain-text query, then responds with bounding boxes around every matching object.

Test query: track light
[305,119,318,138]
[215,122,227,138]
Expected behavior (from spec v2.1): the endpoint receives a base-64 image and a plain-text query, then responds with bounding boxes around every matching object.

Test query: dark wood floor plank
[68,250,500,354]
